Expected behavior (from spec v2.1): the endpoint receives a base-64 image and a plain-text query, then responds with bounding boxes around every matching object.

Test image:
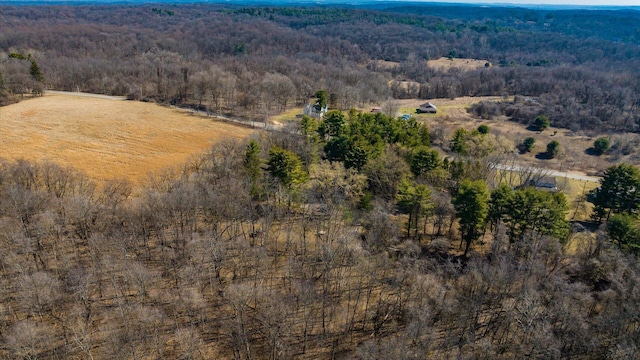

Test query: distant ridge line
[0,0,639,10]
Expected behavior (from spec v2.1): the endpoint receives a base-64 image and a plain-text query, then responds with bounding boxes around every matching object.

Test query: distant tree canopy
[314,90,328,111]
[8,52,28,60]
[521,137,536,152]
[29,59,43,83]
[243,139,263,197]
[396,179,432,238]
[591,163,640,222]
[606,213,640,253]
[477,124,490,134]
[1,52,44,100]
[267,146,308,189]
[449,127,511,158]
[410,146,442,177]
[487,184,513,230]
[319,111,346,138]
[487,185,569,243]
[320,111,430,171]
[1,4,639,132]
[546,140,561,158]
[300,115,319,140]
[451,128,470,156]
[593,137,610,155]
[534,115,550,131]
[453,179,489,256]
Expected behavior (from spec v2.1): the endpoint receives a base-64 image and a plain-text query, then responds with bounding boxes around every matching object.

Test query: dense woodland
[1,3,640,132]
[0,117,639,358]
[2,2,640,359]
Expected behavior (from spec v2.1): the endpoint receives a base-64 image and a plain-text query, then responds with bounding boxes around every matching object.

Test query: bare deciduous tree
[5,320,53,360]
[17,271,61,317]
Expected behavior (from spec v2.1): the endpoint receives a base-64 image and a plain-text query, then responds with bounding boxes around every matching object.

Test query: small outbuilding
[416,102,437,114]
[528,176,558,192]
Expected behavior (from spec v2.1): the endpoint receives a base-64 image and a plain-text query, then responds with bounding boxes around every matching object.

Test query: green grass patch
[271,107,304,123]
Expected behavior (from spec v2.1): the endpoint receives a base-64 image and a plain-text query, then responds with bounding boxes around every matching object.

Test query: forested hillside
[1,3,640,132]
[0,127,639,358]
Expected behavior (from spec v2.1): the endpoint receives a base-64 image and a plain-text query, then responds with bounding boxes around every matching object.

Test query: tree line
[1,3,639,132]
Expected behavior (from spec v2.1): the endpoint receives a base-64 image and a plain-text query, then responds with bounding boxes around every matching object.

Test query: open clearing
[397,96,505,120]
[272,96,505,123]
[0,93,253,183]
[426,57,491,72]
[396,97,621,177]
[371,57,490,72]
[269,95,619,181]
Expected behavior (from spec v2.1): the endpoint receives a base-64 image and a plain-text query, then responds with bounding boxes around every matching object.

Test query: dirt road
[493,163,600,182]
[45,90,126,101]
[45,90,285,131]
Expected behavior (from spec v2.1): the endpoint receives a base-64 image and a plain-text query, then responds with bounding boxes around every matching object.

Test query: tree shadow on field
[526,125,542,132]
[584,147,600,156]
[535,152,553,160]
[517,144,532,154]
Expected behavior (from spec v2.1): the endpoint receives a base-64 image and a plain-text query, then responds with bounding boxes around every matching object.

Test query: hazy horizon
[1,0,639,6]
[415,0,639,6]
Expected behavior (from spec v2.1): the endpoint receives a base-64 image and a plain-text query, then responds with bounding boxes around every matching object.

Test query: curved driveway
[492,163,600,183]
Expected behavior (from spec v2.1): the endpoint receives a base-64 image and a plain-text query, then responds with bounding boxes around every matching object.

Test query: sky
[430,0,640,5]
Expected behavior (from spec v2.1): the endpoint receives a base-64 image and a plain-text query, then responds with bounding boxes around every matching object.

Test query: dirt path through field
[493,163,600,182]
[45,90,127,101]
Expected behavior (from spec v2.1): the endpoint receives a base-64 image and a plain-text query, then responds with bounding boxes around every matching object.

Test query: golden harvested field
[270,107,301,123]
[0,94,253,183]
